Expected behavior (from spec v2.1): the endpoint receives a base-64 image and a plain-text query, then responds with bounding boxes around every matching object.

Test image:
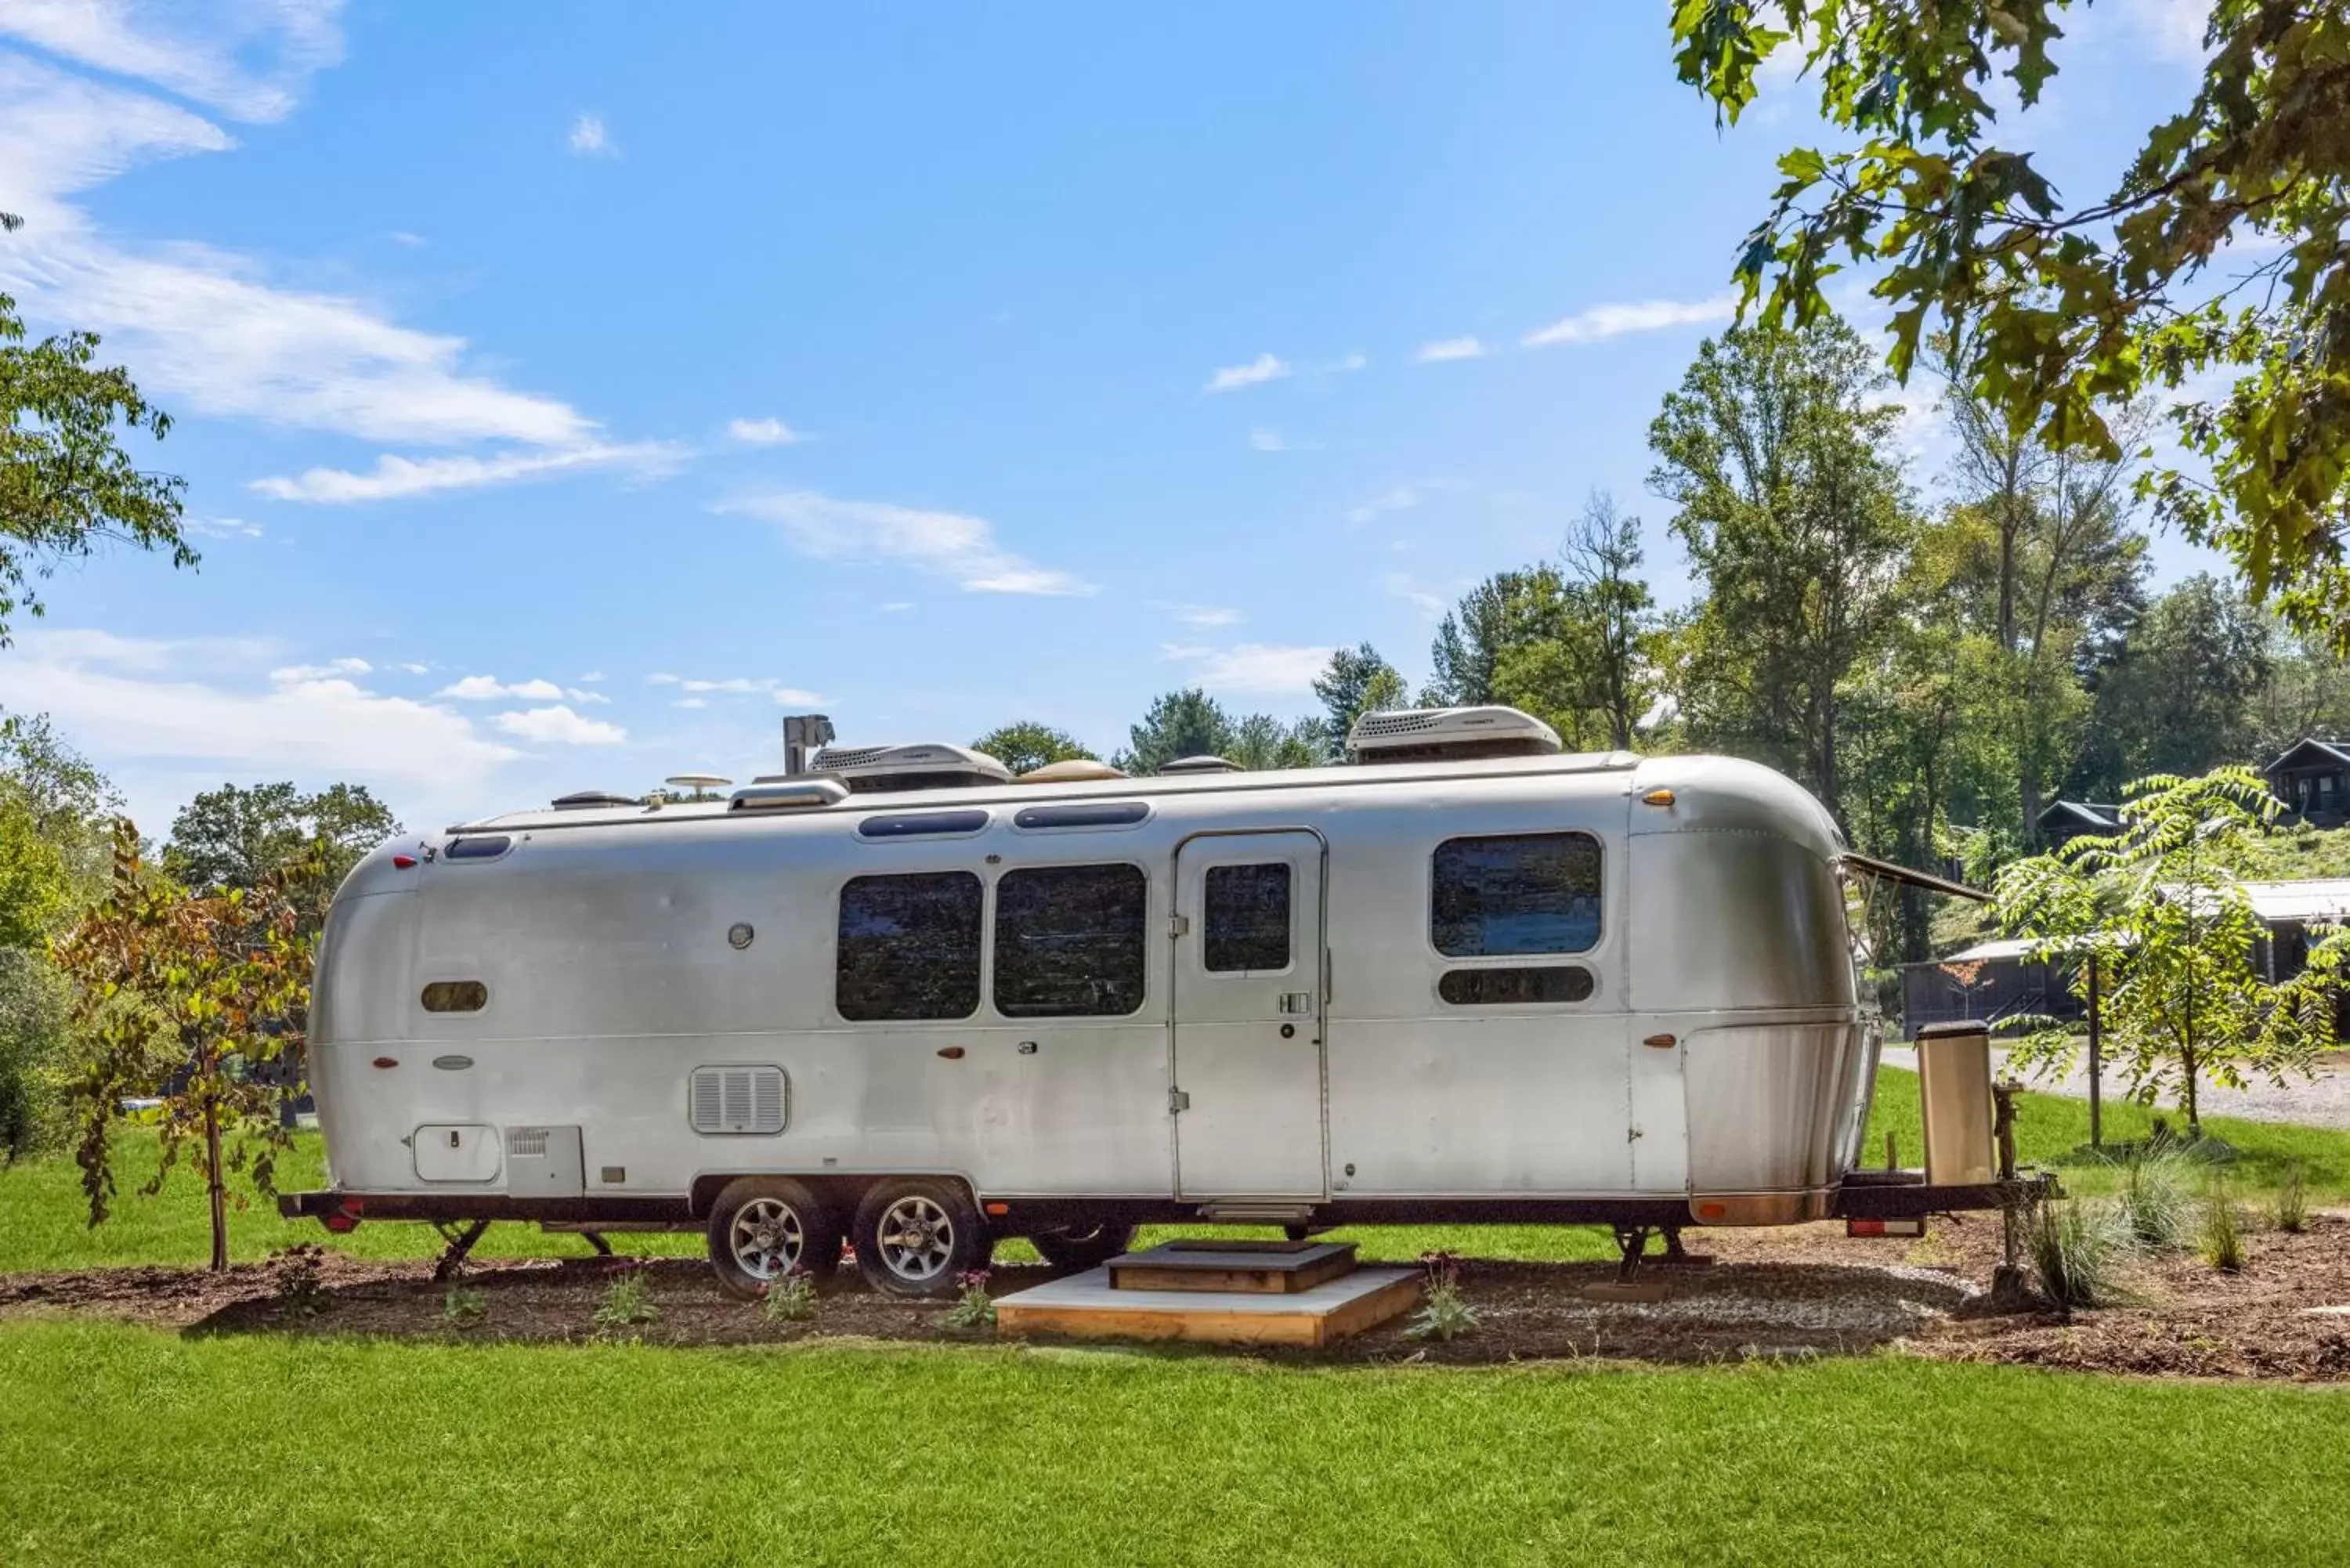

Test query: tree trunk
[2180,1041,2201,1137]
[204,1093,228,1272]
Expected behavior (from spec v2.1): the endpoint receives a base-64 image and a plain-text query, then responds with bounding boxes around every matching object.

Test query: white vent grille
[1350,710,1445,739]
[507,1128,549,1158]
[689,1066,788,1135]
[812,743,895,771]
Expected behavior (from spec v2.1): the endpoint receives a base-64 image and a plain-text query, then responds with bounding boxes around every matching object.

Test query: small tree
[52,821,315,1270]
[1995,768,2348,1135]
[970,721,1096,777]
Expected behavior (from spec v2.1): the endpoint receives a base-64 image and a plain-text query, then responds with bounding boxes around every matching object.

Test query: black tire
[1028,1222,1137,1270]
[853,1178,990,1298]
[706,1177,841,1300]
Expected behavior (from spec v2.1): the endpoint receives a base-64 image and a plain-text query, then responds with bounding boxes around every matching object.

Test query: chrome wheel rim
[728,1197,805,1281]
[876,1195,955,1282]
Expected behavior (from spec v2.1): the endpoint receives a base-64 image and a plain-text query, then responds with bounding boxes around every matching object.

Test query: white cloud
[0,627,519,811]
[1249,428,1290,452]
[396,662,429,674]
[2079,0,2212,67]
[1152,602,1241,628]
[673,696,709,710]
[1523,293,1738,349]
[1332,352,1368,374]
[0,0,345,122]
[271,656,371,681]
[494,705,625,746]
[439,674,566,702]
[251,440,681,503]
[1204,352,1291,394]
[565,687,609,705]
[715,490,1094,596]
[1383,572,1448,618]
[186,515,263,539]
[1345,486,1425,526]
[1416,336,1486,363]
[568,112,614,157]
[728,417,803,446]
[577,670,606,682]
[1161,641,1335,695]
[647,672,826,703]
[879,602,913,613]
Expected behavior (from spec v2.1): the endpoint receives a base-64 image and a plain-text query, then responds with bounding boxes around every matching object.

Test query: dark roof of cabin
[2265,737,2350,776]
[2037,800,2122,830]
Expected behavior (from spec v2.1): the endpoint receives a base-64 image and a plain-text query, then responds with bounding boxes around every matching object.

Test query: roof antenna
[782,713,835,776]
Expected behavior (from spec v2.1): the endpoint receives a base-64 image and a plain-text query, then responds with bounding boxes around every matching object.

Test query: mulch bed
[7,1215,2348,1380]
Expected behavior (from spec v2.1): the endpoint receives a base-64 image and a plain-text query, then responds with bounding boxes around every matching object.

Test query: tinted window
[992,864,1147,1017]
[1430,832,1602,956]
[857,810,989,840]
[837,872,983,1021]
[421,980,488,1013]
[1438,966,1594,1006]
[1012,801,1149,830]
[1203,863,1292,972]
[443,836,510,860]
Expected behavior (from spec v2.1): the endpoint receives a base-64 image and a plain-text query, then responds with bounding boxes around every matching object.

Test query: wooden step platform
[1107,1239,1358,1295]
[997,1265,1419,1348]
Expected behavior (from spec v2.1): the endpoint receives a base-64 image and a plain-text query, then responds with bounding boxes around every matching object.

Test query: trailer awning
[1838,852,1991,904]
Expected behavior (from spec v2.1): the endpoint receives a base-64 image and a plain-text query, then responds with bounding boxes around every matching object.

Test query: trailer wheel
[1027,1222,1137,1270]
[853,1179,989,1298]
[707,1177,840,1299]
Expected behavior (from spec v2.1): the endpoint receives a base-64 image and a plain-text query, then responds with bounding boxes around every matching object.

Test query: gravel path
[1881,1045,2350,1131]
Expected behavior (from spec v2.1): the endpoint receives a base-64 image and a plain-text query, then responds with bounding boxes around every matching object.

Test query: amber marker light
[1641,788,1676,807]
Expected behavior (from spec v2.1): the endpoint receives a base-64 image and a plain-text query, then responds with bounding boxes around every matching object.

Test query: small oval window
[1012,801,1149,831]
[856,809,990,840]
[421,980,489,1013]
[1437,966,1594,1006]
[443,836,512,861]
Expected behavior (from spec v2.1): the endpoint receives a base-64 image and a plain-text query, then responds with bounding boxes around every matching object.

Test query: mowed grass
[3,1067,2343,1274]
[9,1321,2350,1567]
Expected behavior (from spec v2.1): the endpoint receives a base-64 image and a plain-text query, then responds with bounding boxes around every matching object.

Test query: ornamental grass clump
[2200,1183,2246,1274]
[591,1269,660,1331]
[761,1270,818,1324]
[1403,1250,1479,1343]
[2028,1198,2131,1313]
[2117,1150,2193,1253]
[2270,1161,2308,1235]
[942,1269,996,1331]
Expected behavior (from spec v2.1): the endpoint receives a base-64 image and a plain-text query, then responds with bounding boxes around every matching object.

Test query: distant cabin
[2036,800,2122,848]
[2266,738,2350,827]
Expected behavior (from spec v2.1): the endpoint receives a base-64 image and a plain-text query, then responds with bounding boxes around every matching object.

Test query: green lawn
[4,1068,2343,1274]
[4,1321,2344,1566]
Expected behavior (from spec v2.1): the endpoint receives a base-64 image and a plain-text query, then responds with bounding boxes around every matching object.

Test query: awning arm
[1838,851,1991,904]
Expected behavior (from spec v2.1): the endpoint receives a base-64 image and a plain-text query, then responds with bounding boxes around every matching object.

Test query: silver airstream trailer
[284,706,2015,1296]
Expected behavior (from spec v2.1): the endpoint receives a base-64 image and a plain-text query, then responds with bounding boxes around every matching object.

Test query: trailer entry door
[1171,830,1328,1199]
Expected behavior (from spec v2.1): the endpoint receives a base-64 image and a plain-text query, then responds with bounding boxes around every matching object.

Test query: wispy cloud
[439,674,566,702]
[568,112,615,157]
[1204,352,1291,394]
[728,416,803,446]
[0,1,345,122]
[649,673,828,704]
[1523,294,1738,349]
[1415,336,1486,363]
[1383,571,1448,618]
[273,656,373,682]
[1152,602,1242,628]
[1345,486,1426,526]
[186,515,264,540]
[251,441,682,503]
[1249,428,1290,452]
[1161,641,1335,695]
[715,490,1094,596]
[494,704,626,745]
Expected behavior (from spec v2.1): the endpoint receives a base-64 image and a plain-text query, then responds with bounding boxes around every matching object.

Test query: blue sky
[0,1,2222,833]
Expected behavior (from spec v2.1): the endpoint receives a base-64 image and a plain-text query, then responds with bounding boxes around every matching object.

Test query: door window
[836,872,984,1021]
[992,863,1148,1017]
[1430,832,1602,956]
[1202,862,1292,972]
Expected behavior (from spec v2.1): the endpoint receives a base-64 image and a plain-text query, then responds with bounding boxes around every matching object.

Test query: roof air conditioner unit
[809,742,1014,793]
[1347,706,1563,764]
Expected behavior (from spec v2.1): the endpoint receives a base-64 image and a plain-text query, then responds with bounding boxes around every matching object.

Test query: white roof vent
[1347,706,1562,764]
[810,742,1014,793]
[1157,754,1241,775]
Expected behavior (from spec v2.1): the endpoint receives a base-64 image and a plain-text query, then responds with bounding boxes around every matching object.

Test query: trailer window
[1438,966,1594,1006]
[992,863,1147,1017]
[1430,832,1601,956]
[420,980,488,1013]
[1203,862,1291,972]
[836,872,984,1021]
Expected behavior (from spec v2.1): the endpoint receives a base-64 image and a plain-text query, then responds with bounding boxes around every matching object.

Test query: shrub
[2270,1161,2308,1235]
[1403,1249,1480,1343]
[2200,1183,2246,1274]
[2117,1150,2193,1252]
[942,1269,995,1331]
[441,1286,486,1328]
[2028,1198,2130,1312]
[269,1243,328,1321]
[591,1270,660,1330]
[761,1270,818,1324]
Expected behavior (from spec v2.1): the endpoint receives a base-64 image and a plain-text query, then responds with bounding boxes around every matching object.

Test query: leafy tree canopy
[971,721,1097,776]
[1311,643,1407,757]
[1671,1,2350,647]
[163,781,402,930]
